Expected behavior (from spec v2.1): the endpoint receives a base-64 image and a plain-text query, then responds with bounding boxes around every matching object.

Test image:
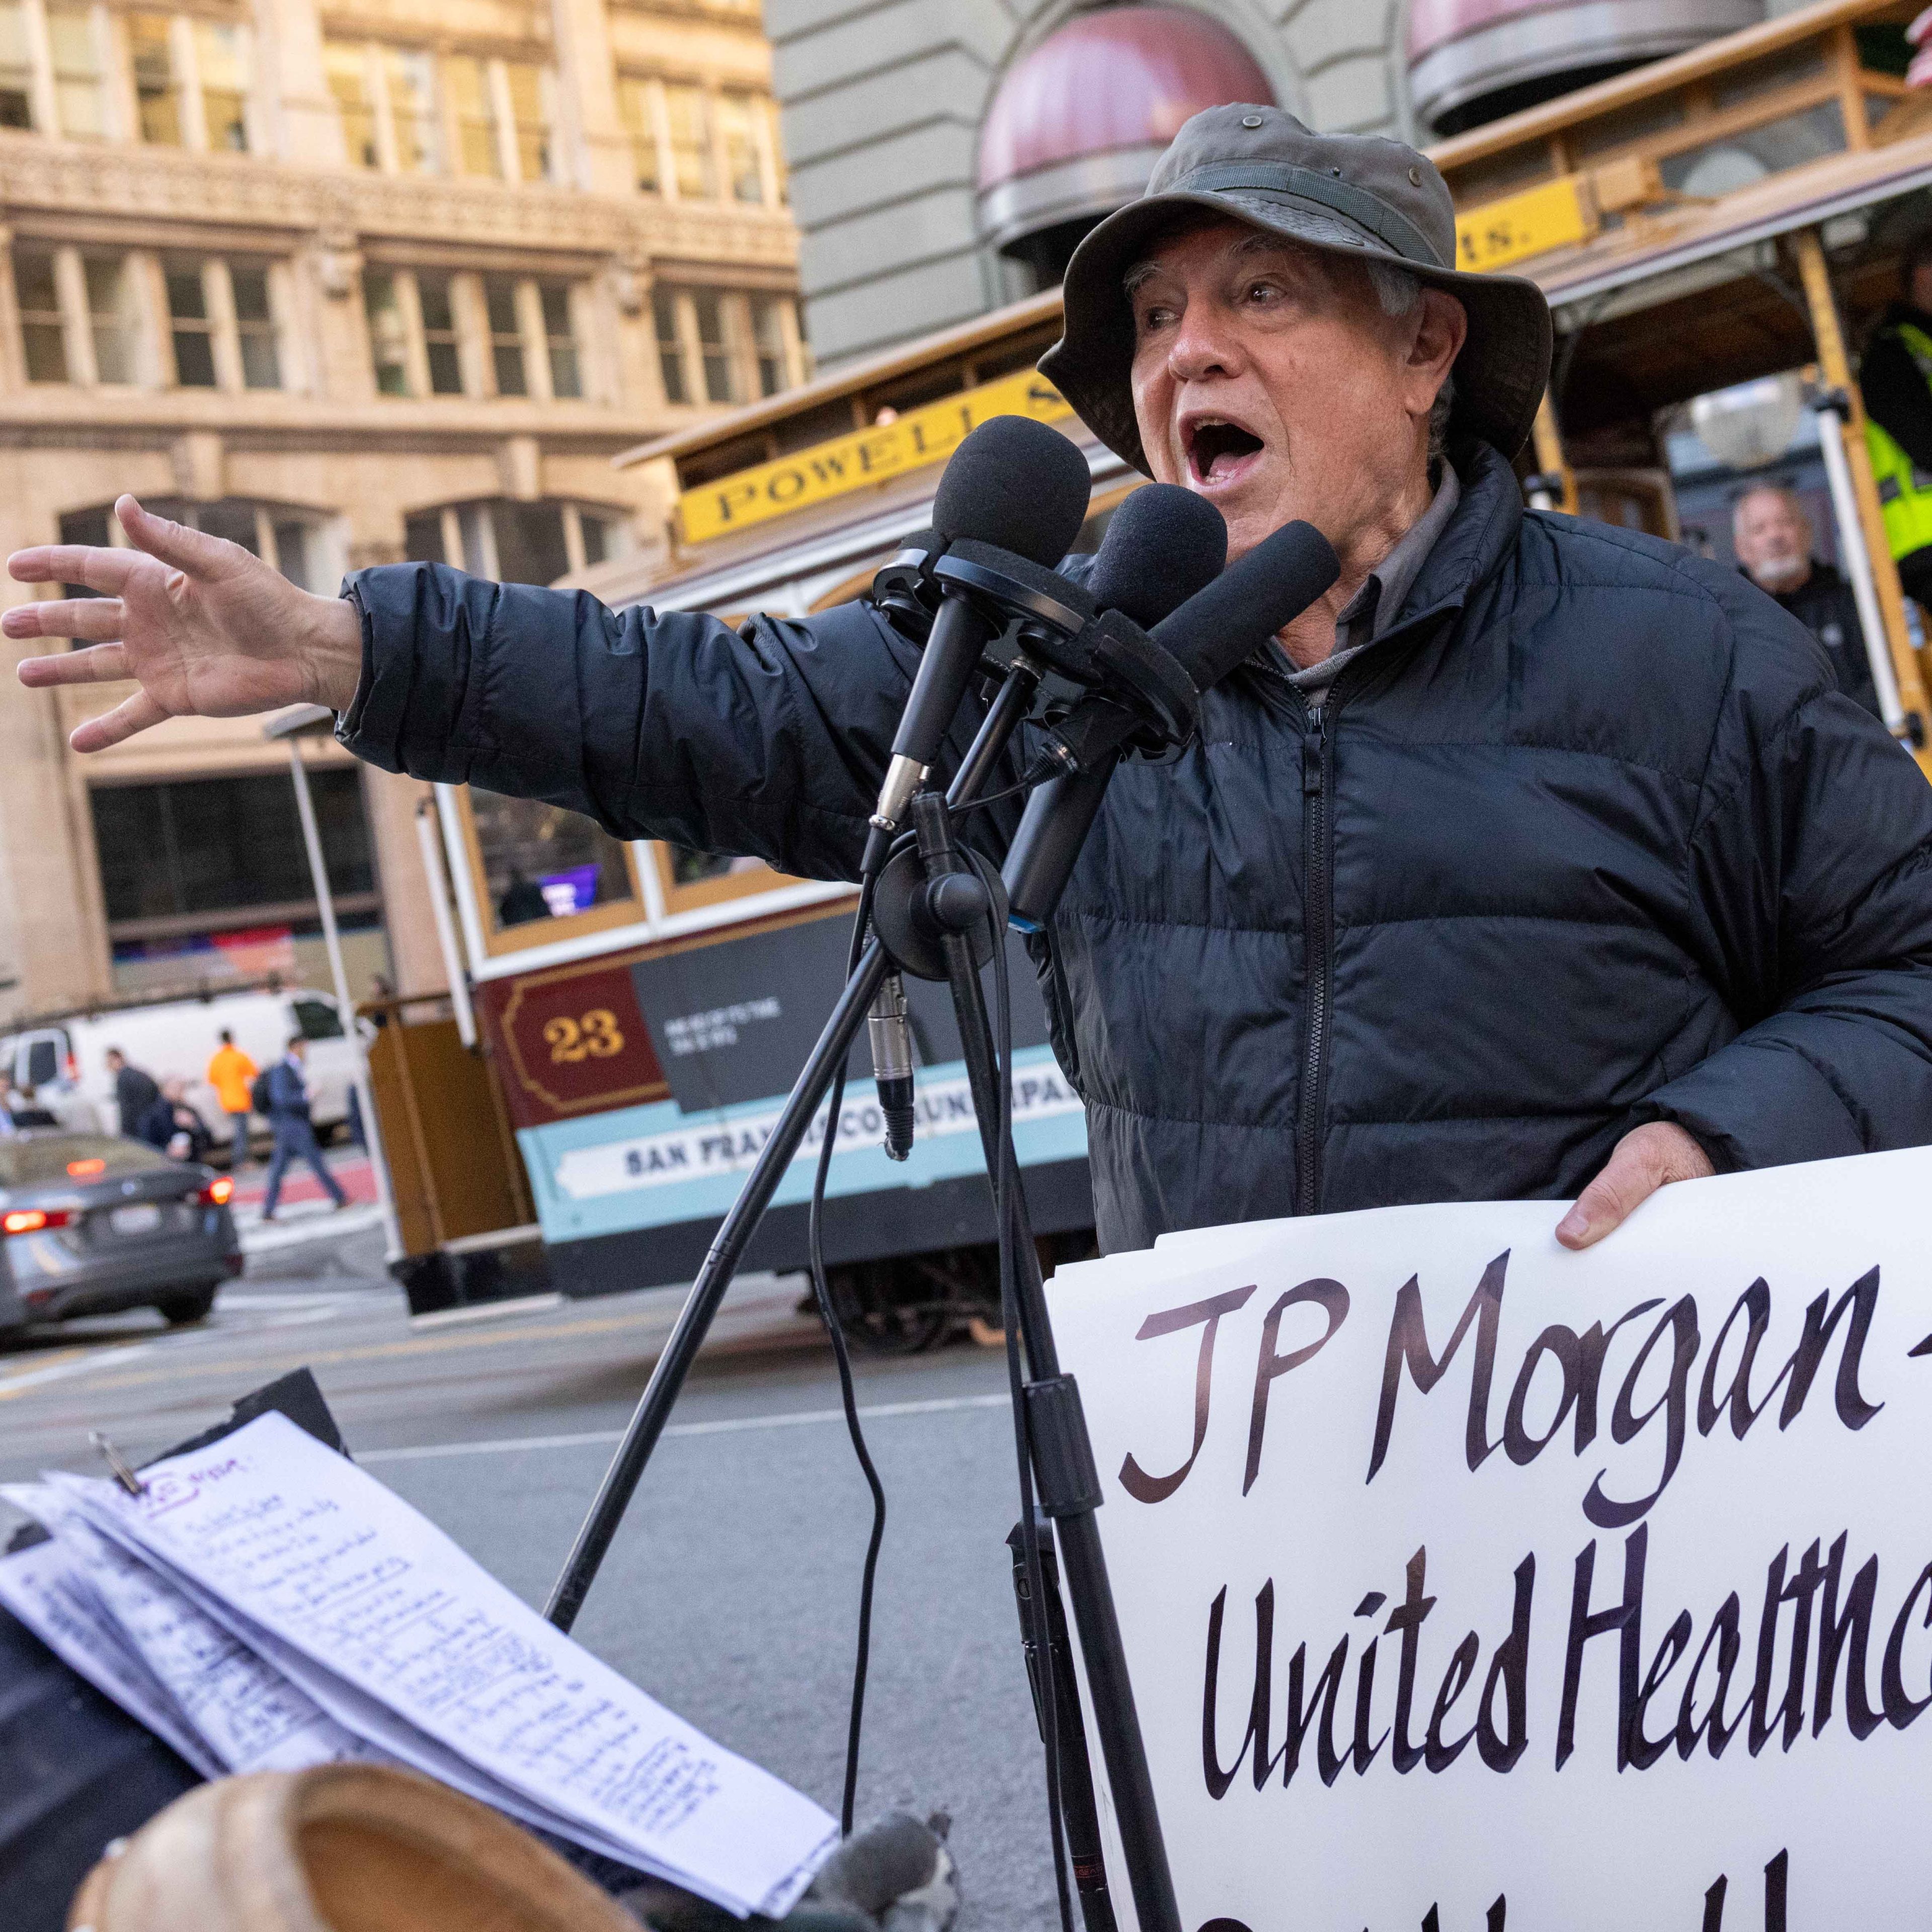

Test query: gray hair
[1364,259,1457,461]
[1732,480,1806,523]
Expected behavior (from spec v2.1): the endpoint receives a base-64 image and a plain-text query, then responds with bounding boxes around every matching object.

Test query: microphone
[865,417,1092,862]
[1005,512,1340,932]
[1090,481,1232,628]
[862,415,1090,1160]
[863,494,1224,1164]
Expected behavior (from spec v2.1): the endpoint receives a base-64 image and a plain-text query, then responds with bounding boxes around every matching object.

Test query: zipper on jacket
[1297,701,1333,1217]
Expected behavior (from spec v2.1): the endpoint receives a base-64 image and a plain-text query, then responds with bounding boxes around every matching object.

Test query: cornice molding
[0,136,798,263]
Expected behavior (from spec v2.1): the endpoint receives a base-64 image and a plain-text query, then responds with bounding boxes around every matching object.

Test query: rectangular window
[693,289,732,404]
[59,507,112,599]
[417,272,461,394]
[197,500,253,549]
[195,20,250,152]
[492,501,569,585]
[663,84,712,199]
[403,509,445,564]
[86,255,136,384]
[540,282,579,399]
[717,92,763,204]
[91,769,372,929]
[467,789,634,941]
[504,60,551,183]
[49,5,106,138]
[766,99,788,205]
[447,54,497,177]
[363,269,410,395]
[751,295,786,397]
[16,249,68,383]
[484,275,524,395]
[579,513,610,567]
[325,39,376,168]
[166,263,215,386]
[0,0,35,129]
[129,14,181,145]
[271,519,309,590]
[384,46,438,174]
[230,263,278,389]
[653,287,686,404]
[616,76,658,193]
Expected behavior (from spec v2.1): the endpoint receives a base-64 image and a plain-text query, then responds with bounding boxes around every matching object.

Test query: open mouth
[1185,418,1265,486]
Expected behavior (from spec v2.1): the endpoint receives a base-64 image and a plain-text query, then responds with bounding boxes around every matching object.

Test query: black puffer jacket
[341,445,1932,1252]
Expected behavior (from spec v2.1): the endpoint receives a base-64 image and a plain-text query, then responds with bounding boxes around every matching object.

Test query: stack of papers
[0,1410,835,1918]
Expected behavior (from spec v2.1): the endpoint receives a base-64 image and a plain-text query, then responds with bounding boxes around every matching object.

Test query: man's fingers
[7,545,138,595]
[17,643,132,688]
[1556,1147,1651,1251]
[115,494,232,576]
[69,687,171,753]
[1556,1121,1716,1251]
[4,597,124,643]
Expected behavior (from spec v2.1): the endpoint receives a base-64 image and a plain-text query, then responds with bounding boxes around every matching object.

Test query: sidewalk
[230,1145,383,1253]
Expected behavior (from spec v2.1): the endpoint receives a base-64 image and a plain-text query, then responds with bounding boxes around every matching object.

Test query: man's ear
[1406,288,1467,412]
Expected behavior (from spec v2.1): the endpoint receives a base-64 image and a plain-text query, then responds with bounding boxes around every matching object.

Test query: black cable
[807,872,890,1838]
[991,910,1076,1932]
[949,753,1056,820]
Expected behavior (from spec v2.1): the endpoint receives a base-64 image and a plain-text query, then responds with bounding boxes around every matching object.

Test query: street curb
[239,1204,384,1256]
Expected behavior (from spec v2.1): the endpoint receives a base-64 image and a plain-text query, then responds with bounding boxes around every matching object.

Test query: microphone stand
[544,656,1183,1932]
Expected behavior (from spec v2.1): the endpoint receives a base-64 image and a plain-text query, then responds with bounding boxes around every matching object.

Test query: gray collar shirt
[1286,462,1462,707]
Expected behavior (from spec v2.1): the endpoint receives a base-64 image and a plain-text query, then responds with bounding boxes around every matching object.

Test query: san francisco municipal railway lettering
[554,1061,1083,1201]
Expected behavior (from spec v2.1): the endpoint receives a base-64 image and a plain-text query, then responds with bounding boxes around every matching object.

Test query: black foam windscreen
[1152,520,1340,691]
[1088,484,1228,630]
[931,416,1092,568]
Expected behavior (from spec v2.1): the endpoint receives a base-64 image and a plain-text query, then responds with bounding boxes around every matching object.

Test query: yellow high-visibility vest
[1866,318,1932,560]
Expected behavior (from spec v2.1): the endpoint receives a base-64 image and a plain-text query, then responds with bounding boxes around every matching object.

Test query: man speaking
[10,108,1932,1257]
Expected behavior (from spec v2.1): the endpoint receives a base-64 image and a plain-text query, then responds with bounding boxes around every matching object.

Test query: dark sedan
[0,1132,242,1332]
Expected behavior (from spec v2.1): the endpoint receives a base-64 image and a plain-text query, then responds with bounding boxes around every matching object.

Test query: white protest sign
[1050,1146,1932,1931]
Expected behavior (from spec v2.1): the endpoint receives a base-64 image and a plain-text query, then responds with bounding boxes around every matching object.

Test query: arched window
[401,497,633,585]
[54,497,337,599]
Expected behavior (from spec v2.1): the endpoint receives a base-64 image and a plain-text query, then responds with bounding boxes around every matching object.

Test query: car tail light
[63,1054,77,1083]
[198,1177,234,1206]
[4,1208,73,1235]
[65,1158,106,1178]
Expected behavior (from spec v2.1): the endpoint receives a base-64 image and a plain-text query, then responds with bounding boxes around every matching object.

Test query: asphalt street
[0,1223,1065,1928]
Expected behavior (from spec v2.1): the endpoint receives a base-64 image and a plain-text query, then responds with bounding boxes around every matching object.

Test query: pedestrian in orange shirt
[206,1028,257,1170]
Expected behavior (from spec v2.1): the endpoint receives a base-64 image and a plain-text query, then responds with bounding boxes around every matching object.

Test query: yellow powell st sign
[1455,175,1592,274]
[678,369,1075,545]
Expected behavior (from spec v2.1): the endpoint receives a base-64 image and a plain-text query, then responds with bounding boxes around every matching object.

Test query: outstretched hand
[6,494,363,753]
[1555,1120,1715,1249]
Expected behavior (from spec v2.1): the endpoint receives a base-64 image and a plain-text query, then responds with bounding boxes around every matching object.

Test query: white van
[0,985,362,1140]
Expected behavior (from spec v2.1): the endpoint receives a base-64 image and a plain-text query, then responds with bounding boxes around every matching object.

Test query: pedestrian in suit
[104,1049,158,1136]
[260,1036,347,1223]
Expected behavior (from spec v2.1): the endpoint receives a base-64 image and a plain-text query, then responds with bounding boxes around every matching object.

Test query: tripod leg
[911,803,1181,1932]
[545,939,894,1631]
[1008,1515,1118,1932]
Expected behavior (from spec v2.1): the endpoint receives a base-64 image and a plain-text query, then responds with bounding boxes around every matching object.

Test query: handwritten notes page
[2,1481,375,1778]
[49,1412,834,1917]
[0,1527,221,1778]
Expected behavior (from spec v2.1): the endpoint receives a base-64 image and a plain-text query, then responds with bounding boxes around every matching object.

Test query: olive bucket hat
[1038,103,1553,470]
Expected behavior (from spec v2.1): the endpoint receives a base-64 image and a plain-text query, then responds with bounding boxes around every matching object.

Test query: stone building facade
[0,0,803,1019]
[765,0,1806,370]
[766,0,1417,368]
